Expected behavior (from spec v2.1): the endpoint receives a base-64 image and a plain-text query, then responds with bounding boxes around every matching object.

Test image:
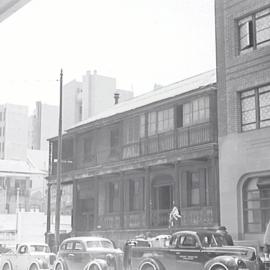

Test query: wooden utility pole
[55,69,63,251]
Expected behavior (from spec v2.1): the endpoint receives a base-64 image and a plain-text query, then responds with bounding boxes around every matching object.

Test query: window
[148,112,157,136]
[158,108,174,133]
[140,114,146,138]
[183,96,209,126]
[148,108,174,135]
[78,103,82,121]
[74,242,83,250]
[239,8,270,53]
[108,182,120,213]
[179,235,198,248]
[188,172,200,206]
[185,169,208,207]
[243,176,270,233]
[240,85,270,131]
[123,118,139,144]
[83,136,94,162]
[129,179,143,211]
[65,242,73,250]
[18,245,28,254]
[110,127,119,156]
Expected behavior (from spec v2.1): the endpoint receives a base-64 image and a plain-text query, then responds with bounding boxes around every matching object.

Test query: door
[72,241,90,270]
[152,184,173,226]
[16,245,30,269]
[174,234,202,270]
[62,241,76,270]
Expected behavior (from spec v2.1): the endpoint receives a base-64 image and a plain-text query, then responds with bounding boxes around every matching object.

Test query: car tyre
[88,264,102,270]
[2,263,11,270]
[55,262,65,270]
[140,261,160,270]
[211,266,226,270]
[29,264,39,270]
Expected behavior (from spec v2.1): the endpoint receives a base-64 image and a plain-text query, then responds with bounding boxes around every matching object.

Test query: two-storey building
[47,70,219,244]
[216,0,270,244]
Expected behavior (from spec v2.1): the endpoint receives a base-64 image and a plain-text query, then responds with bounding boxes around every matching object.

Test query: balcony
[49,122,216,176]
[151,206,215,228]
[123,121,215,159]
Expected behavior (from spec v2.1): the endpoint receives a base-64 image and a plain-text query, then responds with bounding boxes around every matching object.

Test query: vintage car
[53,236,123,270]
[124,230,264,270]
[0,243,56,270]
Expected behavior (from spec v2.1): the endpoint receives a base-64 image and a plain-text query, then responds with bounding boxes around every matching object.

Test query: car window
[60,243,66,251]
[74,242,84,251]
[198,233,223,247]
[18,245,28,254]
[178,235,199,248]
[29,245,50,253]
[65,242,73,250]
[169,235,178,247]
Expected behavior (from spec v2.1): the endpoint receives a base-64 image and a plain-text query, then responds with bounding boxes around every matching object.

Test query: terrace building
[47,70,219,244]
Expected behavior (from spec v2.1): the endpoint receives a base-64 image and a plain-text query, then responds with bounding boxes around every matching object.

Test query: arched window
[243,176,270,233]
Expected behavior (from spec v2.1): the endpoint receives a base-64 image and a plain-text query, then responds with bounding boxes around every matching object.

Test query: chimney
[114,93,120,104]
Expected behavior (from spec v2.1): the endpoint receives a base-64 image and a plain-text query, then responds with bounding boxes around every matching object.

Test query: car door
[174,234,202,270]
[16,245,30,270]
[72,241,91,270]
[63,241,76,270]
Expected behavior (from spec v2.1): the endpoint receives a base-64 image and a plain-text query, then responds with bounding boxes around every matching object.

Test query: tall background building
[63,70,133,130]
[28,101,59,151]
[0,104,28,160]
[215,0,270,244]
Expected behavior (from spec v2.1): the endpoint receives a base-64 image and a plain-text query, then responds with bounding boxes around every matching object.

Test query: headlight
[235,259,247,269]
[106,254,115,266]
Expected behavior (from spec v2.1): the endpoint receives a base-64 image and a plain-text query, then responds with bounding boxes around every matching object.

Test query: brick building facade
[215,0,270,244]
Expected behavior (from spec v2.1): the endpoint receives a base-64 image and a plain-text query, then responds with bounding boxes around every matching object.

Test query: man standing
[169,204,181,229]
[216,226,234,246]
[264,221,270,259]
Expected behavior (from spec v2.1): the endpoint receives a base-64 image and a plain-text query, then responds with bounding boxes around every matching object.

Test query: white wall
[40,104,58,151]
[63,80,82,131]
[219,128,270,242]
[5,104,28,160]
[0,212,72,247]
[117,89,133,103]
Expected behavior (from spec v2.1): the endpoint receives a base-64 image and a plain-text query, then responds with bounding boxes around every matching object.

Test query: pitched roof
[0,159,45,177]
[68,69,216,131]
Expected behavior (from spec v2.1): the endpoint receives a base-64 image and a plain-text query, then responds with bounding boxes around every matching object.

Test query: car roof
[62,236,112,243]
[18,243,48,246]
[172,230,218,236]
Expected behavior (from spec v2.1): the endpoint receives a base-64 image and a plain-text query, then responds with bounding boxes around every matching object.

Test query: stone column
[145,167,151,228]
[72,179,78,234]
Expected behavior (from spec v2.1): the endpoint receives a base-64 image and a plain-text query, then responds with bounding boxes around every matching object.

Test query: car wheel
[211,266,226,270]
[55,262,65,270]
[29,264,39,270]
[140,262,159,270]
[89,264,102,270]
[2,263,11,270]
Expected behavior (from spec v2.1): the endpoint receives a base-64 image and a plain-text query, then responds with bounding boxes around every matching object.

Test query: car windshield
[86,240,114,249]
[29,245,50,253]
[198,233,224,247]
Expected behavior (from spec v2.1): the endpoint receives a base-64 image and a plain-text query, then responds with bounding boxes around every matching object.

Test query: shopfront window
[243,176,270,233]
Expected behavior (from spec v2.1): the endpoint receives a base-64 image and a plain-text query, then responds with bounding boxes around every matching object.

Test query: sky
[0,0,216,112]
